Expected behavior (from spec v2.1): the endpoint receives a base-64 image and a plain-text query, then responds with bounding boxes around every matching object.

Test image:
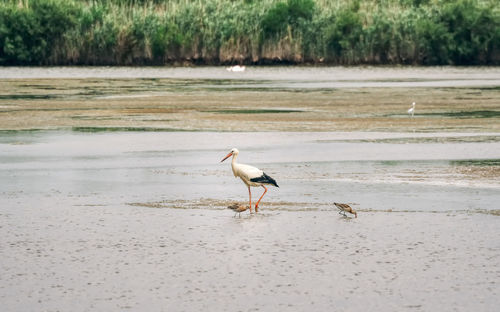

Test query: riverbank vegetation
[1,0,499,65]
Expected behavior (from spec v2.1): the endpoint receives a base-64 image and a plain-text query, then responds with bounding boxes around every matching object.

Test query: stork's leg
[248,185,252,214]
[255,185,268,213]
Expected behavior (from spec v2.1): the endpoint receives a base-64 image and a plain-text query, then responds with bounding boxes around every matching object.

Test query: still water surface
[2,66,500,88]
[1,131,498,213]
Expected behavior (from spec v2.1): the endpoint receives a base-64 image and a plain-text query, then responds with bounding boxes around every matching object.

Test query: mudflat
[0,67,499,311]
[0,66,499,132]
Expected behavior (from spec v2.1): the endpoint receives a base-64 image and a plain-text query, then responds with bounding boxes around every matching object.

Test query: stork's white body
[231,161,265,187]
[221,148,278,213]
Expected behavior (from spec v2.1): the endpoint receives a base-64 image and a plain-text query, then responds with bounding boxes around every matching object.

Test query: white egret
[408,102,416,117]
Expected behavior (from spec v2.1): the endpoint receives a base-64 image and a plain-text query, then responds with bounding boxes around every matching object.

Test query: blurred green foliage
[0,0,78,64]
[0,0,498,65]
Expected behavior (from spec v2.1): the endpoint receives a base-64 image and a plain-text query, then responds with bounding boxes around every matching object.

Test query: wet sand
[0,67,499,311]
[1,203,499,311]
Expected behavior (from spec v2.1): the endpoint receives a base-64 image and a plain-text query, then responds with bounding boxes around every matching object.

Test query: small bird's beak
[221,152,233,162]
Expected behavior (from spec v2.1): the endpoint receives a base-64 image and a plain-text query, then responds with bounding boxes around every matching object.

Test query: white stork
[221,148,279,213]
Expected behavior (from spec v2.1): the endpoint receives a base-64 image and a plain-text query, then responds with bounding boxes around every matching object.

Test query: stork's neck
[231,153,239,175]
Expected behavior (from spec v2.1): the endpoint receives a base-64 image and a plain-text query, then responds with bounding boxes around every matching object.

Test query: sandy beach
[0,67,499,311]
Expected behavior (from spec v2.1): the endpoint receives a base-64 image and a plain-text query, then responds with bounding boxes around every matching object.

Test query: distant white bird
[221,148,278,213]
[407,102,416,117]
[226,65,246,72]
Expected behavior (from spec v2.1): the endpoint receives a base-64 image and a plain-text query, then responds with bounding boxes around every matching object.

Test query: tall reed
[0,0,498,65]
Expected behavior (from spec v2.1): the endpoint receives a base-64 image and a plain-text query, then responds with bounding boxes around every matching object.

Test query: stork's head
[221,148,239,162]
[412,102,416,106]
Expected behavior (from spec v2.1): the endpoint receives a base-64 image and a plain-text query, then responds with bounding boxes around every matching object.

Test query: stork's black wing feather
[250,172,279,187]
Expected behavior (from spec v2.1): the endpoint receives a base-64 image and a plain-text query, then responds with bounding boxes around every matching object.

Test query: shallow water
[1,131,498,213]
[1,66,500,88]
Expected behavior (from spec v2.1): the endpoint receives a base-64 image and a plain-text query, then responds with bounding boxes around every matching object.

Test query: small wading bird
[227,203,249,218]
[334,202,357,218]
[221,148,279,214]
[226,65,246,72]
[408,102,416,117]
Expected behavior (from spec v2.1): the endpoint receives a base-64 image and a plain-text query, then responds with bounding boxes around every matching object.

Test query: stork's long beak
[221,152,233,162]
